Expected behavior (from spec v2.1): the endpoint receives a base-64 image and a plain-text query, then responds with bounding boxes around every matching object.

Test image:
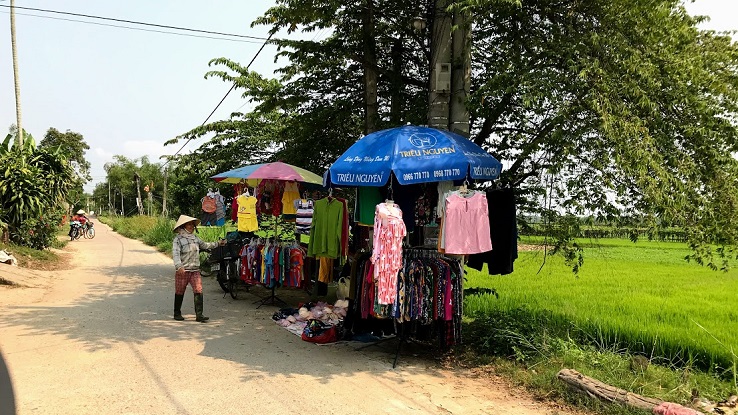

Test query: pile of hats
[273,300,348,328]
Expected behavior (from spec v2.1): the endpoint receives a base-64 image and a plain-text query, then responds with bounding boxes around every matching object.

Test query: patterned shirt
[172,229,218,271]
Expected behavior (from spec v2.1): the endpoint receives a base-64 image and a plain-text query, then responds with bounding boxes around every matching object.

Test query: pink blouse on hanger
[443,192,492,254]
[371,202,406,305]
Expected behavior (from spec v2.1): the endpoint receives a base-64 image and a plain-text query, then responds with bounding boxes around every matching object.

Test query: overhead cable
[0,4,270,41]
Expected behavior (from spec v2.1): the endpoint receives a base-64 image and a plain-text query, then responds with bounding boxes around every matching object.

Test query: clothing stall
[210,162,324,307]
[321,125,516,365]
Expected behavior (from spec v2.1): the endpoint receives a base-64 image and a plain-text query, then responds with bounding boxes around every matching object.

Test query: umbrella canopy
[211,161,323,185]
[328,125,502,186]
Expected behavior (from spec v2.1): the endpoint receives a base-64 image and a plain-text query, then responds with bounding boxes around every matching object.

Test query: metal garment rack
[253,285,288,309]
[355,248,459,368]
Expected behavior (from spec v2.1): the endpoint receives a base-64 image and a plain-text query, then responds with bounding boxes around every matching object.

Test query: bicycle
[70,221,95,240]
[209,240,243,299]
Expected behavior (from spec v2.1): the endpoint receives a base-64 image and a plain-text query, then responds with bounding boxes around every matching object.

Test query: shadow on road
[2,249,452,386]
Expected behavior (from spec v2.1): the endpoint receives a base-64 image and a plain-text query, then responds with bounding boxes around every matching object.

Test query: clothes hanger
[385,180,394,205]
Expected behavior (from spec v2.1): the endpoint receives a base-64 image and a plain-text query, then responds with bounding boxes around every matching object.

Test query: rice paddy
[464,238,738,372]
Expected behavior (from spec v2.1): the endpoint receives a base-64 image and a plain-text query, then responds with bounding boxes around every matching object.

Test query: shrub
[9,210,65,249]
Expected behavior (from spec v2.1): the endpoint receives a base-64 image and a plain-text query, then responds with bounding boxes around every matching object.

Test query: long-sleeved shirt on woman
[172,229,219,271]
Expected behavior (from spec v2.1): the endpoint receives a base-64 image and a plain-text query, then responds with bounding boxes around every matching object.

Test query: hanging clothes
[355,187,383,226]
[295,198,314,235]
[281,181,301,215]
[256,180,285,216]
[467,187,519,275]
[371,202,406,305]
[214,191,226,226]
[443,191,492,255]
[236,194,259,232]
[307,197,345,259]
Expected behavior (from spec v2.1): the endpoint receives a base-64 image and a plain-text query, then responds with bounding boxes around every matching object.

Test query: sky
[0,1,736,194]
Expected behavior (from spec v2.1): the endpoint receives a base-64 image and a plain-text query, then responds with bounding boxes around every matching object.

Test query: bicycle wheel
[216,263,229,293]
[71,227,81,240]
[85,227,95,239]
[227,261,238,299]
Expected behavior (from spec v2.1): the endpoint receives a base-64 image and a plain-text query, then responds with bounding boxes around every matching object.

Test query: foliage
[170,0,738,270]
[0,128,76,249]
[92,156,165,216]
[464,238,738,374]
[464,0,738,270]
[38,127,91,207]
[99,215,225,255]
[9,210,65,250]
[0,241,64,269]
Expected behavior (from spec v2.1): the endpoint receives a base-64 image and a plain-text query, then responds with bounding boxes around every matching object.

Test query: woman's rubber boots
[173,294,185,321]
[194,293,209,323]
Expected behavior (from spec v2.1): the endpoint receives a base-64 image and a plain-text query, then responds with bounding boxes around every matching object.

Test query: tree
[464,0,738,269]
[95,156,165,216]
[0,128,75,248]
[39,127,92,210]
[39,128,92,182]
[180,0,738,270]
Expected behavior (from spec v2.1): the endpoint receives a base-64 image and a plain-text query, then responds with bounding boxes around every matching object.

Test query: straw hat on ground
[173,215,200,232]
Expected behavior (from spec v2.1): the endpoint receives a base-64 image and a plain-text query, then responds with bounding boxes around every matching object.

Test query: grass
[93,218,738,411]
[462,236,738,411]
[0,242,61,268]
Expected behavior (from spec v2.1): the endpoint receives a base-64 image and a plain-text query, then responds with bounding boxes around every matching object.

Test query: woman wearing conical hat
[171,215,225,322]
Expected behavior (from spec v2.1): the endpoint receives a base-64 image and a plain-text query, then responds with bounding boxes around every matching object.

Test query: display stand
[355,323,406,368]
[253,285,288,309]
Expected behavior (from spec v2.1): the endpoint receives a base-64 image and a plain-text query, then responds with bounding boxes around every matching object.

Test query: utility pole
[10,0,23,147]
[161,169,168,217]
[120,190,124,216]
[449,8,471,137]
[427,0,471,135]
[108,181,112,215]
[133,172,144,215]
[428,0,452,131]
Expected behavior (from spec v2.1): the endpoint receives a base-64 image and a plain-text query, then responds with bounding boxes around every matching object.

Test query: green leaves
[0,134,76,248]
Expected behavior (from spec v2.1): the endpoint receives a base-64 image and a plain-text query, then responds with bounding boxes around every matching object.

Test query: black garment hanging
[467,186,518,275]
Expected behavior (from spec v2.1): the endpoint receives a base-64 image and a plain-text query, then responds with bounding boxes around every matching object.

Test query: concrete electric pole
[427,0,471,135]
[10,0,23,147]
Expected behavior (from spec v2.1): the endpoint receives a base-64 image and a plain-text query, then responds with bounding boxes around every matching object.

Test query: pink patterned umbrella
[211,161,323,185]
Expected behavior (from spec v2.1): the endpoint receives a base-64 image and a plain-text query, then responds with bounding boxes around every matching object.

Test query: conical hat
[173,215,200,232]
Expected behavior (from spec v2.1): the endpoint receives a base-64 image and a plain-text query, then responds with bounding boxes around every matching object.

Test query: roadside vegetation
[100,215,737,414]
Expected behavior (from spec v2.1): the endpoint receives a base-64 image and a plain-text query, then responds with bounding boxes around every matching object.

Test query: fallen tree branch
[557,368,663,412]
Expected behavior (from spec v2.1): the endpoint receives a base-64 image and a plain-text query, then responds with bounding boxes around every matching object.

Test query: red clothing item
[336,197,349,257]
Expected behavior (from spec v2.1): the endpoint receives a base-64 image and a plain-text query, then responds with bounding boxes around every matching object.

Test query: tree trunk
[363,0,379,134]
[557,369,663,412]
[10,0,23,147]
[389,38,403,125]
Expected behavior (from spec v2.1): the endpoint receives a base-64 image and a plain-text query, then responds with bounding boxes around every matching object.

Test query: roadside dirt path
[0,222,579,415]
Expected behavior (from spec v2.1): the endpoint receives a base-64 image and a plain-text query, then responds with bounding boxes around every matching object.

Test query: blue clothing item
[216,218,225,226]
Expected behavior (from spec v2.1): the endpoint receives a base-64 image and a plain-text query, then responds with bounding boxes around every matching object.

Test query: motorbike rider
[69,209,88,239]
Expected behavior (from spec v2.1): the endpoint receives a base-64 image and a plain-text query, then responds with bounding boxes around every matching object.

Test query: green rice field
[464,238,738,372]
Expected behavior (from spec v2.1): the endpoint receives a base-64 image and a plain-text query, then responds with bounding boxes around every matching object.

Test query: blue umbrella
[328,125,502,186]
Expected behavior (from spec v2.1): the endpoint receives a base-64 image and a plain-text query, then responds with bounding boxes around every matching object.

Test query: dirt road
[0,222,576,415]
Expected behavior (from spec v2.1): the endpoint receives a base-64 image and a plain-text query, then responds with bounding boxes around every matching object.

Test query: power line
[0,10,266,44]
[0,4,270,41]
[164,31,275,166]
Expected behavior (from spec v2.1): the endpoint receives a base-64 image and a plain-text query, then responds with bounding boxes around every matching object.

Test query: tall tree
[180,0,738,269]
[39,128,92,182]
